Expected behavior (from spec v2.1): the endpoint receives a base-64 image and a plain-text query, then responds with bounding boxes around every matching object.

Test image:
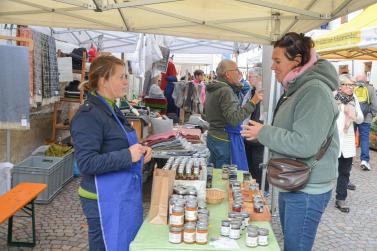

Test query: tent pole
[6,130,11,162]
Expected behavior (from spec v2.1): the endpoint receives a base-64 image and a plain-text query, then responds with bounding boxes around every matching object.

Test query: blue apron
[95,95,143,251]
[225,124,248,171]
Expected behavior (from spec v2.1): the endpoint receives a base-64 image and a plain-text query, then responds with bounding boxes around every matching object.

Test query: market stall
[130,169,280,251]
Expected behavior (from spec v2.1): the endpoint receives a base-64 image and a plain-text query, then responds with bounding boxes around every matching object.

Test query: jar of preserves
[258,228,269,246]
[169,226,183,244]
[229,223,241,239]
[221,220,231,237]
[183,223,196,244]
[185,199,198,222]
[196,222,208,244]
[246,229,258,247]
[169,205,184,227]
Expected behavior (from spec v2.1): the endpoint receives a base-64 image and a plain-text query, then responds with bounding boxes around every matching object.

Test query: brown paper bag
[148,167,176,225]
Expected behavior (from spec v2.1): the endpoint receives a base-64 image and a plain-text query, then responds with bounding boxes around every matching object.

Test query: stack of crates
[12,150,74,203]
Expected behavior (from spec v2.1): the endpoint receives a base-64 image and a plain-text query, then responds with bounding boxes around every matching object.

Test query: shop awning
[0,0,376,45]
[315,3,377,60]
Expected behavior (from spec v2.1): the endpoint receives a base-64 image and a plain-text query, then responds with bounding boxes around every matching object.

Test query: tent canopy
[25,26,255,54]
[315,3,377,60]
[1,0,375,45]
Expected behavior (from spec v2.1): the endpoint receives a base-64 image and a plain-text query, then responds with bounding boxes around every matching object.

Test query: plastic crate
[31,145,74,187]
[12,156,65,203]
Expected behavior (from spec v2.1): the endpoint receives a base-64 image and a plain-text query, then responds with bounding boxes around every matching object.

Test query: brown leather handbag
[267,135,333,192]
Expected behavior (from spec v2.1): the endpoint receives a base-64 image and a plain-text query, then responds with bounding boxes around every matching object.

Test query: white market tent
[1,0,376,45]
[21,26,254,54]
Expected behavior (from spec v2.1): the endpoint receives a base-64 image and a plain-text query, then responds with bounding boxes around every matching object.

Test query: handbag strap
[272,84,335,164]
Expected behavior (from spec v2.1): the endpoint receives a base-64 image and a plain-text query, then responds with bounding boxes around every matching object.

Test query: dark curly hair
[274,32,314,66]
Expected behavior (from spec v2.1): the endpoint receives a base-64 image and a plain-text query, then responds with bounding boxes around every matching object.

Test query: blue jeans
[354,122,371,162]
[207,134,230,168]
[80,197,106,251]
[279,190,332,251]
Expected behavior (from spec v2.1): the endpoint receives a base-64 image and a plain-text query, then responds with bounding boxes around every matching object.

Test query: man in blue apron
[205,59,263,170]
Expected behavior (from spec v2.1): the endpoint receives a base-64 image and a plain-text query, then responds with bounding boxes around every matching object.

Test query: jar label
[196,232,208,243]
[221,226,230,236]
[229,229,240,239]
[258,235,268,245]
[183,232,195,242]
[185,210,197,221]
[169,215,184,225]
[168,232,182,244]
[246,236,258,247]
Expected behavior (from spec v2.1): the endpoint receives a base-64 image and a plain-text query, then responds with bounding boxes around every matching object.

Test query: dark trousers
[80,197,106,251]
[336,155,353,201]
[245,141,269,191]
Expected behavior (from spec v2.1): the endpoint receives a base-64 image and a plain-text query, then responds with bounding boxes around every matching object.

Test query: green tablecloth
[130,169,281,251]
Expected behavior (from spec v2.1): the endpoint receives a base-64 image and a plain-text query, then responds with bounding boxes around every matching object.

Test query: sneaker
[347,182,356,191]
[361,160,371,171]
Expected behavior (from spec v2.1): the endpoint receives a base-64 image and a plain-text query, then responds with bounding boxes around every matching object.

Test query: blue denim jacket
[70,93,133,194]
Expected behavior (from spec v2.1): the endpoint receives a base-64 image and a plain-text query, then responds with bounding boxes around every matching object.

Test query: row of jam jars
[246,225,269,247]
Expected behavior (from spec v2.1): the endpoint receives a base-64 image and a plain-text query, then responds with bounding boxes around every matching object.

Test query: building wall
[0,114,52,164]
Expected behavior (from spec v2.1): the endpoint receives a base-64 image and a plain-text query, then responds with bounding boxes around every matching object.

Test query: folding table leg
[7,200,36,247]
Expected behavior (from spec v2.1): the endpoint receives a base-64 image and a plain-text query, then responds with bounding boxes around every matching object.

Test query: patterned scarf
[335,91,357,133]
[335,91,355,104]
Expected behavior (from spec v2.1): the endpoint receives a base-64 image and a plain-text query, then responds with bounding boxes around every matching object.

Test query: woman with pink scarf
[241,32,339,251]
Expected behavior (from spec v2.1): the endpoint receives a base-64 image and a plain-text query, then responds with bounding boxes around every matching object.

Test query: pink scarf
[281,48,318,90]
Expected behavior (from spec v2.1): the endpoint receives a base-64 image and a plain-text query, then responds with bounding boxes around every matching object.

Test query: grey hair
[339,74,355,85]
[216,59,235,78]
[248,66,262,78]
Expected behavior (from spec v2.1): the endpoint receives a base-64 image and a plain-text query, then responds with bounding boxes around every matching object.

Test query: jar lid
[196,222,208,230]
[258,228,269,235]
[230,223,241,229]
[172,205,184,213]
[197,200,207,209]
[198,209,209,215]
[247,229,258,237]
[170,226,183,232]
[247,225,259,232]
[185,199,197,208]
[221,220,230,226]
[241,212,250,218]
[187,189,197,196]
[184,222,196,230]
[228,212,239,218]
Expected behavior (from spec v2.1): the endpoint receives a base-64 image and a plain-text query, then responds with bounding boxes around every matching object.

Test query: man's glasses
[341,83,356,87]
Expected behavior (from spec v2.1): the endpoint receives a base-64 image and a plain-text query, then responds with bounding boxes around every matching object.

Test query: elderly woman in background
[334,74,363,213]
[241,32,339,251]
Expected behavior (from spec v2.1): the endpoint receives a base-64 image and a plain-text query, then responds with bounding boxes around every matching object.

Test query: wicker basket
[206,188,225,204]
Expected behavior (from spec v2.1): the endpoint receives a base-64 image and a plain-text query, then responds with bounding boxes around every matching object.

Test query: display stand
[48,52,86,143]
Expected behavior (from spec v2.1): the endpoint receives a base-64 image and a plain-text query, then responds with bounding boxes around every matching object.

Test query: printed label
[169,215,184,226]
[220,226,230,236]
[185,210,197,221]
[183,232,195,243]
[246,236,258,247]
[168,232,182,244]
[196,232,208,243]
[229,229,240,239]
[258,235,268,246]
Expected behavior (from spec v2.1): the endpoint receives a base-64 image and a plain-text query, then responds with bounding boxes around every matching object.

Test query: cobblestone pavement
[1,149,376,250]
